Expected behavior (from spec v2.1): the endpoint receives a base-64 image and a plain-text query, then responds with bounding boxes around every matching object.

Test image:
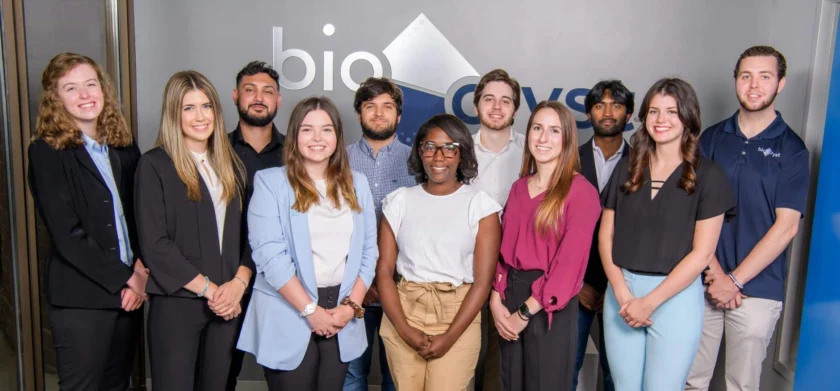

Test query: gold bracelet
[234,276,248,289]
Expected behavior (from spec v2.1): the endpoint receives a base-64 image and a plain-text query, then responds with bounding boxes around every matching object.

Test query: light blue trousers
[603,269,704,391]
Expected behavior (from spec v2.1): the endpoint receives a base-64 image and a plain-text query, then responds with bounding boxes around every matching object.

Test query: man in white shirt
[472,69,524,391]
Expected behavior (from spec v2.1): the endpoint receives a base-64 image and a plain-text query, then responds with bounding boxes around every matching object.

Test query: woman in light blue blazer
[238,96,377,391]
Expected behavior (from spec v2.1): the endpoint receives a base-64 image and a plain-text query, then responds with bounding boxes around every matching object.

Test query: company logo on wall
[274,13,632,143]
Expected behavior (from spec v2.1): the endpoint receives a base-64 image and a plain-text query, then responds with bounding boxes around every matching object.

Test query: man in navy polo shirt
[686,46,809,391]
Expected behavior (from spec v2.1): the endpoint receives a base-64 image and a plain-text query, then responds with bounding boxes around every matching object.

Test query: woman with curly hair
[599,78,735,390]
[27,53,148,389]
[376,114,502,391]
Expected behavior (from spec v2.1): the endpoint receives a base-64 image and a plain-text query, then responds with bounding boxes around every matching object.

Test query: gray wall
[133,1,822,389]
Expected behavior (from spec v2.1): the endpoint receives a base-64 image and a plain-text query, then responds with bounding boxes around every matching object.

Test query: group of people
[28,44,808,391]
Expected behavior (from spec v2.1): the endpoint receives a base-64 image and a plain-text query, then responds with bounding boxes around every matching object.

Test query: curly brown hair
[34,53,132,150]
[623,78,701,195]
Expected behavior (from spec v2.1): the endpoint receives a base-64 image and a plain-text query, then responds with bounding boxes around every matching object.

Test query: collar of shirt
[473,128,524,154]
[592,138,626,161]
[81,132,108,154]
[189,150,208,163]
[231,123,284,153]
[724,110,788,140]
[358,135,401,158]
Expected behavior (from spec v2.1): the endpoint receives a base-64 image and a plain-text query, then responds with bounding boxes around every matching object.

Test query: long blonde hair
[519,101,580,237]
[155,70,245,204]
[34,53,132,149]
[284,97,360,213]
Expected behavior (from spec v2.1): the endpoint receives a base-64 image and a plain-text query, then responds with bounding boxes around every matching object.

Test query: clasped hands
[122,260,150,312]
[490,298,529,342]
[704,269,745,310]
[307,304,356,338]
[206,279,247,321]
[616,294,655,328]
[399,325,456,361]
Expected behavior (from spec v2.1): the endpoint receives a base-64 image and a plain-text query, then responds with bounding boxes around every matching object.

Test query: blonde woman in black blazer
[28,53,148,390]
[135,70,251,391]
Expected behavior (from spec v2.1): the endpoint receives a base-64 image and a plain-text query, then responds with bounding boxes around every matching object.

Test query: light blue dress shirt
[346,137,415,224]
[593,139,626,192]
[237,167,378,370]
[81,133,133,265]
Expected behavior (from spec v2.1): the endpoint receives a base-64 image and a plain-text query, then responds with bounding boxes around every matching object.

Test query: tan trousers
[380,280,481,391]
[685,297,783,391]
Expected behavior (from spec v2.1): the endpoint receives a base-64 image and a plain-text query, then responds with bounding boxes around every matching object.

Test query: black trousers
[263,285,350,391]
[225,293,251,391]
[477,302,502,391]
[148,295,242,391]
[499,269,578,391]
[48,304,141,391]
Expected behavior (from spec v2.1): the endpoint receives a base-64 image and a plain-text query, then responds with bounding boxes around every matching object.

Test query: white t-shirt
[382,184,501,286]
[309,180,353,288]
[191,151,226,253]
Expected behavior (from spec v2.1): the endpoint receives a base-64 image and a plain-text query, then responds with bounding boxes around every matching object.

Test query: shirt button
[741,151,746,155]
[374,183,378,187]
[107,223,113,227]
[745,140,749,144]
[104,199,109,203]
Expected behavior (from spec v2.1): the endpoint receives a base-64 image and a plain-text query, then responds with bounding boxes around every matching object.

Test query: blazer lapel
[73,147,107,186]
[579,138,599,190]
[108,147,123,191]
[290,206,317,298]
[221,193,241,278]
[196,177,223,281]
[341,209,363,292]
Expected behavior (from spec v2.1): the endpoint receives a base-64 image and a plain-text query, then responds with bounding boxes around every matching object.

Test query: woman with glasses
[490,101,602,390]
[376,114,502,391]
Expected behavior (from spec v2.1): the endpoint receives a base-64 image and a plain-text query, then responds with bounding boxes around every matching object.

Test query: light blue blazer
[237,167,378,370]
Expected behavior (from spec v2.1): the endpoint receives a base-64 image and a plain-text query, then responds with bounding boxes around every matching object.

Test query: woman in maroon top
[490,101,601,390]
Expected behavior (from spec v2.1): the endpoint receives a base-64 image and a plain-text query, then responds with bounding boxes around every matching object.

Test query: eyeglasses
[419,141,460,158]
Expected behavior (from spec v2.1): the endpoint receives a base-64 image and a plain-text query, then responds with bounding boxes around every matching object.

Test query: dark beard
[361,123,396,141]
[479,114,513,131]
[237,104,276,127]
[738,90,778,113]
[592,118,627,137]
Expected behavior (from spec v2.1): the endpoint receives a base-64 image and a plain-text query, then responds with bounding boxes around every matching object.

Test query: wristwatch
[518,303,534,320]
[341,297,366,319]
[300,302,316,317]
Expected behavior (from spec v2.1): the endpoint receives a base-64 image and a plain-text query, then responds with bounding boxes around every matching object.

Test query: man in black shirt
[573,80,634,391]
[226,60,285,391]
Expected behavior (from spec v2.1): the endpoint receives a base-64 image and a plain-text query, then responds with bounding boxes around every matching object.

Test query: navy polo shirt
[699,111,809,302]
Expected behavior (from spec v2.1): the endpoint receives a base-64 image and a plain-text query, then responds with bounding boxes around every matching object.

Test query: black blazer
[579,138,630,294]
[28,138,141,309]
[134,147,250,298]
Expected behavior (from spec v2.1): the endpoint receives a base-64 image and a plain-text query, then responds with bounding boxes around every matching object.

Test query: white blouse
[308,180,353,287]
[382,184,501,286]
[191,150,226,253]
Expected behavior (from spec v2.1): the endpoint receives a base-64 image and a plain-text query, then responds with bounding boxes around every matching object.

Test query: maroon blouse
[493,174,601,327]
